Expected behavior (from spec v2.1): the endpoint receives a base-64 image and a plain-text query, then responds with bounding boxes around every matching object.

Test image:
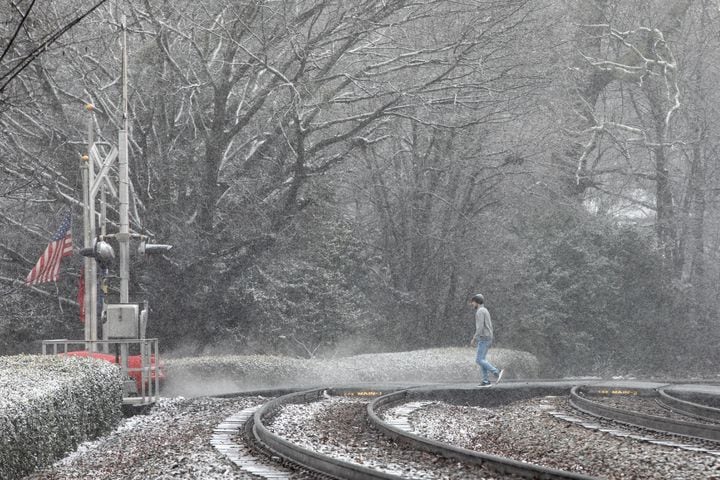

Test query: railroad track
[251,388,399,480]
[657,386,720,422]
[225,384,598,479]
[367,385,598,480]
[213,381,720,479]
[568,385,720,443]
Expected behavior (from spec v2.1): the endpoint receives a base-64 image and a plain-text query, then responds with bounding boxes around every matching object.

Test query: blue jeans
[475,338,499,382]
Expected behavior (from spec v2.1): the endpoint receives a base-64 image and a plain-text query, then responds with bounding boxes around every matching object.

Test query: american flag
[25,211,74,285]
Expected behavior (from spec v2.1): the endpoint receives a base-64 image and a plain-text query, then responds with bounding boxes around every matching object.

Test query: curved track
[246,384,600,479]
[569,385,720,442]
[252,387,404,480]
[367,386,598,480]
[217,381,720,479]
[657,386,720,422]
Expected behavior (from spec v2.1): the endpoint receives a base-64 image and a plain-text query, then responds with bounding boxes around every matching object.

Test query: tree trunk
[566,0,694,196]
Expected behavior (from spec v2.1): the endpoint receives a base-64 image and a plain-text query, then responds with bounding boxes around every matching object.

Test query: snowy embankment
[0,355,123,480]
[163,347,539,396]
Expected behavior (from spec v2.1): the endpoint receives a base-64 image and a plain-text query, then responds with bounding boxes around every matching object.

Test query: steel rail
[367,386,599,480]
[656,387,720,423]
[251,387,407,480]
[230,382,720,478]
[569,385,720,442]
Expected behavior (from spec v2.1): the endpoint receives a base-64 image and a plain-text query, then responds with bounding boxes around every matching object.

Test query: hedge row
[0,355,123,480]
[163,347,539,395]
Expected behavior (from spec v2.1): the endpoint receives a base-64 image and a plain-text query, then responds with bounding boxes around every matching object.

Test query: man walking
[470,293,503,387]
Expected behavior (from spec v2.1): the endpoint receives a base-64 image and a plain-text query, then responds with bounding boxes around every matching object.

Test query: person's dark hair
[470,293,484,304]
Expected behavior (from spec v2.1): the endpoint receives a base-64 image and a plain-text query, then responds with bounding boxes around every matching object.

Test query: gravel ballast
[391,396,720,479]
[267,396,517,479]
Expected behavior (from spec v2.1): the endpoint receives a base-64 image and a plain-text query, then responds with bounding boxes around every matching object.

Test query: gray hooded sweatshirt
[472,305,493,342]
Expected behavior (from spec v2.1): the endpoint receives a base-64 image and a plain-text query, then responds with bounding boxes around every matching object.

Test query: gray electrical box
[106,304,139,339]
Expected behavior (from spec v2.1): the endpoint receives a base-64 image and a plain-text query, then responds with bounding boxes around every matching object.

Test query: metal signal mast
[51,15,168,407]
[80,16,170,348]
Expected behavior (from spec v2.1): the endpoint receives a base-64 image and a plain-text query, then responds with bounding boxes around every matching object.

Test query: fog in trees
[2,0,719,378]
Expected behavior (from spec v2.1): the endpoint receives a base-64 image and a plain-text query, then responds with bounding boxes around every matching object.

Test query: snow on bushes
[0,355,123,480]
[163,347,539,396]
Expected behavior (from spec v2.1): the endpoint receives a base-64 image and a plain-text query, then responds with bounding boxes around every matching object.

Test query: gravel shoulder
[23,396,265,480]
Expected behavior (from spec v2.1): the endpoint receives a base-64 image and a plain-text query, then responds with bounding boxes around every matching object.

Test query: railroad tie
[384,401,435,432]
[211,405,292,479]
[549,409,720,457]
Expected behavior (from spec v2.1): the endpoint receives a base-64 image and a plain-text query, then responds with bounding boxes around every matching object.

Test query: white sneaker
[495,369,504,384]
[478,381,492,388]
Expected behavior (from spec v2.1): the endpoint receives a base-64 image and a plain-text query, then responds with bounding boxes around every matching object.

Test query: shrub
[0,355,123,480]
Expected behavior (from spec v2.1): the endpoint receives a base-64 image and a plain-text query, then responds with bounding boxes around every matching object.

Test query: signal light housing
[79,239,115,269]
[138,242,173,255]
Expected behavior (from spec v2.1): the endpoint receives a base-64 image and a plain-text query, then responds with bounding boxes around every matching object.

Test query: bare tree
[551,1,696,265]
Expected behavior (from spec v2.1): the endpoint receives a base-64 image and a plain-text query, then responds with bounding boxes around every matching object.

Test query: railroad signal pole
[118,14,130,305]
[81,15,132,347]
[64,17,167,403]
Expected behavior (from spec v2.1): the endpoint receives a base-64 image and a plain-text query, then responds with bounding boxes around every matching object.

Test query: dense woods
[2,0,719,377]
